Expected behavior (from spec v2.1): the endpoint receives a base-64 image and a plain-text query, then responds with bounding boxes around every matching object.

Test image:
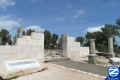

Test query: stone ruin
[60,33,89,61]
[0,27,44,61]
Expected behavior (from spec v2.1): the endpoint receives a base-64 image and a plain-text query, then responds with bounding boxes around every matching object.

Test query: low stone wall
[0,32,44,61]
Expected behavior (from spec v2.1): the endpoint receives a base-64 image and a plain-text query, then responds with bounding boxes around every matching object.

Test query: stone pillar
[88,39,97,64]
[61,33,67,57]
[108,36,115,58]
[90,39,96,54]
[17,27,23,38]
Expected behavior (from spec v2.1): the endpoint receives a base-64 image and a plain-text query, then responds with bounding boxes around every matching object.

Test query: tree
[76,36,84,45]
[116,18,120,27]
[51,34,58,49]
[0,29,12,45]
[44,30,51,49]
[26,29,35,36]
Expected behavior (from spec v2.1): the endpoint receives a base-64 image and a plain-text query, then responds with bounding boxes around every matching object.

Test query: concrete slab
[16,38,28,45]
[27,39,37,45]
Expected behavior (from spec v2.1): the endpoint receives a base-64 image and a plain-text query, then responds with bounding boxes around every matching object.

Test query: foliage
[0,29,12,45]
[76,36,84,44]
[26,29,35,36]
[51,34,58,49]
[84,18,120,53]
[44,30,51,49]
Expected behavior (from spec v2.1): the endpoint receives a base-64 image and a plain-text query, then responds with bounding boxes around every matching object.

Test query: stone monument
[88,39,97,64]
[17,27,23,38]
[108,36,115,58]
[61,33,67,57]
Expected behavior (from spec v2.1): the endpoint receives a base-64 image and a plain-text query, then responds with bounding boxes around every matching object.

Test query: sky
[0,0,120,44]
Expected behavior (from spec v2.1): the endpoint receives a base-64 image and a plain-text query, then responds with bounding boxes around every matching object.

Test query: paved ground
[16,64,104,80]
[52,60,109,77]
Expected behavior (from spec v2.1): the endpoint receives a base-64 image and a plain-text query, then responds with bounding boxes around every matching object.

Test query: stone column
[90,39,96,54]
[88,39,97,64]
[17,27,23,38]
[61,33,67,57]
[108,36,115,57]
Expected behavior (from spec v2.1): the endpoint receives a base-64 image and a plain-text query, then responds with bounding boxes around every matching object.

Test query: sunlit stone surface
[5,59,40,71]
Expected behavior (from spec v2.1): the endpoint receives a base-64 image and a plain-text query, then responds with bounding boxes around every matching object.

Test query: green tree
[76,36,84,45]
[116,18,120,27]
[44,30,51,49]
[26,29,35,36]
[51,34,58,49]
[0,29,12,45]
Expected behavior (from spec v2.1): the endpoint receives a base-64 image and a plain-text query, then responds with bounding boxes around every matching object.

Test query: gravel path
[52,60,109,77]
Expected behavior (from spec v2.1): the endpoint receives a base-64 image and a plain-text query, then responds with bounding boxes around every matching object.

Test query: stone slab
[5,59,40,71]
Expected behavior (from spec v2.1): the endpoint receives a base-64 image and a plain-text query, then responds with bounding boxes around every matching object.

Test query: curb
[48,63,106,79]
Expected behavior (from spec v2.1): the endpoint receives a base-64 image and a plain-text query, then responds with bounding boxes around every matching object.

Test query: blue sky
[0,0,120,43]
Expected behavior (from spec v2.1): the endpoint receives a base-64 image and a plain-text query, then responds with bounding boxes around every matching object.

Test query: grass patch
[7,76,19,80]
[96,61,108,65]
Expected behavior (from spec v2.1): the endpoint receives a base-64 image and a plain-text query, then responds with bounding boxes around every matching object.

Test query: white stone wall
[67,36,89,60]
[0,32,44,61]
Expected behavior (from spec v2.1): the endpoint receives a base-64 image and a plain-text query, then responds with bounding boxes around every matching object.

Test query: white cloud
[57,17,65,22]
[0,15,20,30]
[0,20,20,30]
[0,0,15,10]
[86,25,104,33]
[26,25,45,33]
[73,9,85,19]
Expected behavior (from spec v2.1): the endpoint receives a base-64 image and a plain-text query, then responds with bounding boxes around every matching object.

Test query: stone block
[67,36,74,42]
[5,54,17,60]
[27,39,37,45]
[109,57,120,64]
[31,32,43,40]
[31,46,40,53]
[0,46,11,53]
[74,42,80,47]
[27,53,37,58]
[36,53,44,59]
[22,46,32,53]
[12,46,23,54]
[0,53,6,61]
[16,38,28,45]
[40,46,44,53]
[17,53,28,59]
[22,36,31,39]
[70,47,74,51]
[36,40,44,46]
[40,33,44,40]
